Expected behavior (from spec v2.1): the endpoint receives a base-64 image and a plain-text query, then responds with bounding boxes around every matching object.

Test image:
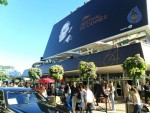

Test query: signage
[43,0,148,58]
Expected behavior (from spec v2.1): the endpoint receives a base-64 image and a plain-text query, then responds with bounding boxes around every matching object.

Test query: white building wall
[141,44,150,63]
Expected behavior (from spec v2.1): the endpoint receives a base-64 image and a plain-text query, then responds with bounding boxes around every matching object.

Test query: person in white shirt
[137,81,143,98]
[40,86,48,98]
[109,81,115,111]
[85,85,95,113]
[130,87,142,113]
[14,82,18,87]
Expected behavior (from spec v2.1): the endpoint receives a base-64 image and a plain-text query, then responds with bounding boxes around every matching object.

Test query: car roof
[0,87,33,92]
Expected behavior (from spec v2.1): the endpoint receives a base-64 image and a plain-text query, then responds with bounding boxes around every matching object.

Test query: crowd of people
[2,81,49,98]
[62,81,116,113]
[124,81,150,103]
[1,80,150,113]
[124,81,150,113]
[63,81,150,113]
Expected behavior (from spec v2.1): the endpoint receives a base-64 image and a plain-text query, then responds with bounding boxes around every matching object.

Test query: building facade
[33,0,150,97]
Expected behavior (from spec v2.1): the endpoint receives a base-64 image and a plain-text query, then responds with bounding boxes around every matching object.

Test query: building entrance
[99,73,133,99]
[113,80,123,98]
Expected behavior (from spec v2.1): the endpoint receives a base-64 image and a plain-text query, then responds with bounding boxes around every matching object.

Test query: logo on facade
[80,14,107,31]
[127,6,142,24]
[59,21,73,43]
[103,47,119,66]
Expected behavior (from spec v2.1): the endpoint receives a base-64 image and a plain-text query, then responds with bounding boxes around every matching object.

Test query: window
[7,91,46,105]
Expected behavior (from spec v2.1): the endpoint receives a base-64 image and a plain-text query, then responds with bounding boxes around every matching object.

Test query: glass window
[7,91,46,105]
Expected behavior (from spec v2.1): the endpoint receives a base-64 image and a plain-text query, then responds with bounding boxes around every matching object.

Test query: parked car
[0,87,70,113]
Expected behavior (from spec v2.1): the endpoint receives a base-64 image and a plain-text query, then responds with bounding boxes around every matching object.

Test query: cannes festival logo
[59,21,73,43]
[127,6,142,24]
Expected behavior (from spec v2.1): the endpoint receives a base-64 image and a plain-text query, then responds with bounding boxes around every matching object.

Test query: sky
[0,0,90,73]
[0,0,150,74]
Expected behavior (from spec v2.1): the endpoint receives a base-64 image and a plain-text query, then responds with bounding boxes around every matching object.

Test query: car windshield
[7,90,46,105]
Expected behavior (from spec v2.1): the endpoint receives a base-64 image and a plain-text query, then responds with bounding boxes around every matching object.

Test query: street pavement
[92,102,150,113]
[55,96,150,113]
[93,103,126,113]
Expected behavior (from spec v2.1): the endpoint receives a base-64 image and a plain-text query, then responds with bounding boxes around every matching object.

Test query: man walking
[85,85,95,113]
[70,82,78,113]
[144,81,150,103]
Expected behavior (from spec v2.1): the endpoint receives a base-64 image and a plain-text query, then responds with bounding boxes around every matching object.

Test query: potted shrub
[49,65,64,81]
[49,65,64,105]
[28,68,42,85]
[79,61,97,86]
[122,54,147,88]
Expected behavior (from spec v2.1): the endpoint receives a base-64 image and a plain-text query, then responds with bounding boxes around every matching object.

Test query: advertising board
[43,0,148,58]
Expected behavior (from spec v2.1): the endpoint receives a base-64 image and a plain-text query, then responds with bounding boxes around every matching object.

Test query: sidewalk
[93,102,150,113]
[93,103,126,113]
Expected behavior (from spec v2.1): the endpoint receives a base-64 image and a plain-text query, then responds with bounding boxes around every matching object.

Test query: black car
[0,87,70,113]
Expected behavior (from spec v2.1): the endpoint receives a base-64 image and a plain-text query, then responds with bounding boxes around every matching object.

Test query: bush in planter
[122,54,147,88]
[79,61,97,85]
[49,65,64,81]
[49,65,64,105]
[28,68,42,84]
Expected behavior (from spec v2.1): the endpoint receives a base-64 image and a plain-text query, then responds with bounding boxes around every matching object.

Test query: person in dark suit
[70,82,78,113]
[144,82,150,103]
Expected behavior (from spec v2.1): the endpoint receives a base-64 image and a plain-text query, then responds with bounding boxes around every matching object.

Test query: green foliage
[0,70,10,81]
[49,65,64,81]
[122,54,147,79]
[79,61,97,79]
[0,0,8,5]
[28,68,42,81]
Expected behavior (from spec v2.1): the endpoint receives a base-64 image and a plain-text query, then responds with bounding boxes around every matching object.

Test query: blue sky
[0,0,150,74]
[0,0,90,73]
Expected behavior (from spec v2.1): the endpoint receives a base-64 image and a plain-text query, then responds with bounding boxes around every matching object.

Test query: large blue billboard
[43,0,148,58]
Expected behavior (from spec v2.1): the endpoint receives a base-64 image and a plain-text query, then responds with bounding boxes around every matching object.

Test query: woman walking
[109,81,115,111]
[75,85,85,113]
[102,83,111,109]
[130,87,142,113]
